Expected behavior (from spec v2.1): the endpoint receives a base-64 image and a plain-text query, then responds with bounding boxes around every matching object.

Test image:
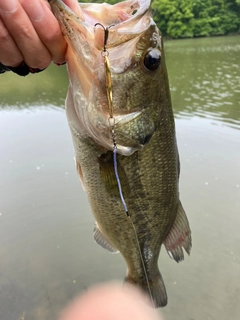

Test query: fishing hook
[94,23,115,52]
[94,23,115,118]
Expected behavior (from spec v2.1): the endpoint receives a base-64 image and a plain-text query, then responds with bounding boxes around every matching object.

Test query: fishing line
[127,213,154,306]
[96,22,154,307]
[113,146,129,215]
[111,127,154,307]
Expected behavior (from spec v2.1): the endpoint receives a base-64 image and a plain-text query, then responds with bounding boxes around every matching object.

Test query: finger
[0,0,51,69]
[21,0,67,64]
[0,17,23,66]
[59,283,163,320]
[63,0,82,14]
[62,0,84,18]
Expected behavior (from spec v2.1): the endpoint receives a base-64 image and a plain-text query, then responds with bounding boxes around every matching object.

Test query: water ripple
[166,36,240,130]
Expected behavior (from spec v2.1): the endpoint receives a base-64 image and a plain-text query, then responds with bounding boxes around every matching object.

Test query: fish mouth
[92,0,151,50]
[49,0,152,51]
[50,0,156,156]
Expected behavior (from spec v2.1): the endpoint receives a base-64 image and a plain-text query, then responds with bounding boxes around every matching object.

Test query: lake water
[0,35,239,320]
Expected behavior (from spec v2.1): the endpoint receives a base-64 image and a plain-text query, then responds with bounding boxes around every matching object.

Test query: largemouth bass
[49,0,192,307]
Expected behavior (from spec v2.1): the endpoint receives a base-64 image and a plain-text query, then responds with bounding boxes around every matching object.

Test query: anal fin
[93,223,119,254]
[164,201,192,263]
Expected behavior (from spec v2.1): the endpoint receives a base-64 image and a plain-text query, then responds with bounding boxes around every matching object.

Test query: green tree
[154,0,240,38]
[152,0,194,38]
[192,0,240,36]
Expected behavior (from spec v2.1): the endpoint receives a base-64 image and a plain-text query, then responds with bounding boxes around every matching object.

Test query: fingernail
[0,0,17,13]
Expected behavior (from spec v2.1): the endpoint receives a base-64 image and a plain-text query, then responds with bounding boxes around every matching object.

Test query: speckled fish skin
[49,0,192,308]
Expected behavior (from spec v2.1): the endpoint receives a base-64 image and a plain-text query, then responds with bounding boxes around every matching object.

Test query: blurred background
[0,20,240,320]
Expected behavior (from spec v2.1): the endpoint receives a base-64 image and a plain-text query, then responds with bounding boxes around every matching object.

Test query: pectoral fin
[164,201,192,263]
[75,159,86,191]
[93,223,119,253]
[98,151,130,196]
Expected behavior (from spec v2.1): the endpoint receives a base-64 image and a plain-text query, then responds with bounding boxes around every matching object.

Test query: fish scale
[49,0,192,307]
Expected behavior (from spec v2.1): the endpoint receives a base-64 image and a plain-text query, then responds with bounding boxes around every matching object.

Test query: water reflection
[1,64,68,108]
[166,35,240,129]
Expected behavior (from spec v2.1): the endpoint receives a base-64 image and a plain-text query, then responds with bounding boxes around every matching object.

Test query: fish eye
[143,49,161,71]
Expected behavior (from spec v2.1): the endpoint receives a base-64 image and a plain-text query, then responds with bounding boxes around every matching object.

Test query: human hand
[59,283,164,320]
[0,0,79,69]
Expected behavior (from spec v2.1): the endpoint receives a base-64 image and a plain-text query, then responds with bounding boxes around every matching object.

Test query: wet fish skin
[49,0,192,308]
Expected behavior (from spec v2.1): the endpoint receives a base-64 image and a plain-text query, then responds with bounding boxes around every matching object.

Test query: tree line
[78,0,240,38]
[152,0,240,38]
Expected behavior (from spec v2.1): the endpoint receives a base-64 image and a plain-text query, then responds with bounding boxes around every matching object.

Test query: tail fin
[124,272,168,308]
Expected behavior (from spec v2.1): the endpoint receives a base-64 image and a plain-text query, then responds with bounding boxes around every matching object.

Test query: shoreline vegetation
[78,0,240,39]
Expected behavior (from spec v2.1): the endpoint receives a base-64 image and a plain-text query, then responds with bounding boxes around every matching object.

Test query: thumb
[59,282,164,320]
